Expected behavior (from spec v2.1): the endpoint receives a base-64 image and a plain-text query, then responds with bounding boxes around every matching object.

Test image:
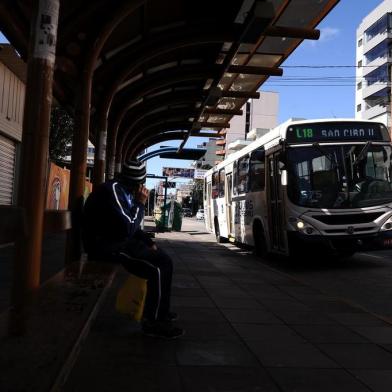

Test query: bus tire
[214,217,225,243]
[253,221,268,258]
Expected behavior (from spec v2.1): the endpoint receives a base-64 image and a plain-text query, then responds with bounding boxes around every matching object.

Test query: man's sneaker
[142,320,185,339]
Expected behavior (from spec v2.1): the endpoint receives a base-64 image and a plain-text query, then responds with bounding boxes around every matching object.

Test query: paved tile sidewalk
[64,227,392,392]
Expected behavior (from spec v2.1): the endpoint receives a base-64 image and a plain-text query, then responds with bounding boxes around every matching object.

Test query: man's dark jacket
[82,179,153,260]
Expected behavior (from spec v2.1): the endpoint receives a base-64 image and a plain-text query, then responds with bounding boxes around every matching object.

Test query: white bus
[204,119,392,258]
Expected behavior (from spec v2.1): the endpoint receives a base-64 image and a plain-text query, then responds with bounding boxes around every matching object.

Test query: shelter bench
[0,206,117,391]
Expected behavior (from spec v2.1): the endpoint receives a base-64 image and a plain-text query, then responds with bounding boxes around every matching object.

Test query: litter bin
[154,203,172,231]
[171,201,183,231]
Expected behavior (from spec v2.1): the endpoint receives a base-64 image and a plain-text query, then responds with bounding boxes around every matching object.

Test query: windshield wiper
[352,141,372,166]
[312,142,338,168]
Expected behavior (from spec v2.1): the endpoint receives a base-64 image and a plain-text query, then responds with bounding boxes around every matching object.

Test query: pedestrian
[82,160,184,339]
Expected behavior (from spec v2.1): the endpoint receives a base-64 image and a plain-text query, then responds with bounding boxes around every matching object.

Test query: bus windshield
[287,144,392,208]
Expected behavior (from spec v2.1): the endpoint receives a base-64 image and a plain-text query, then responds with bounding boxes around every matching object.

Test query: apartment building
[217,90,278,159]
[194,138,222,168]
[356,0,392,128]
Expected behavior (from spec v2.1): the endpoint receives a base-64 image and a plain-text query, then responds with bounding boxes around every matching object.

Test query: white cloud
[307,27,340,47]
[320,27,340,41]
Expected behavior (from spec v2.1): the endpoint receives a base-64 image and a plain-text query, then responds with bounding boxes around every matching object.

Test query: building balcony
[362,81,390,99]
[363,30,392,55]
[362,55,390,77]
[215,139,226,146]
[216,149,226,156]
[363,103,389,120]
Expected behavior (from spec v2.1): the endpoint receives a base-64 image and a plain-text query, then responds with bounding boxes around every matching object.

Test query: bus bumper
[287,230,392,253]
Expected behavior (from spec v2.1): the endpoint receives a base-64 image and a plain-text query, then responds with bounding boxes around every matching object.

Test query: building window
[358,60,362,68]
[365,14,389,42]
[357,82,362,90]
[358,38,362,47]
[365,64,388,86]
[365,41,388,63]
[357,104,362,112]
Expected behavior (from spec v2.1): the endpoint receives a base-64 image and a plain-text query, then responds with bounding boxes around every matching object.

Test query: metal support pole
[164,178,168,230]
[147,191,150,216]
[10,0,60,336]
[92,110,108,188]
[65,72,92,263]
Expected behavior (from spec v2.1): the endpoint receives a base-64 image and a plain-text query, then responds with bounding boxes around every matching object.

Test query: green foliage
[49,106,74,162]
[192,179,204,210]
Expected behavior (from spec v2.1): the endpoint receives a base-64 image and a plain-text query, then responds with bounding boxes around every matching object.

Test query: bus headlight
[381,216,392,231]
[290,218,319,235]
[296,221,305,229]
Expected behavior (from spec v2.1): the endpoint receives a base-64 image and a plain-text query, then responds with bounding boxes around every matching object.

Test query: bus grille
[324,227,374,234]
[312,212,384,225]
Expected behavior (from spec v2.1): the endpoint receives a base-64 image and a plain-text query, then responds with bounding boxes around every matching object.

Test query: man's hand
[135,185,149,205]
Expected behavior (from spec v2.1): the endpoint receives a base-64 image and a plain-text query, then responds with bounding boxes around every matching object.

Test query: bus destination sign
[286,122,390,143]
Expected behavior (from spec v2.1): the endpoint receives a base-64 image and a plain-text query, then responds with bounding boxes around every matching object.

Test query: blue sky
[263,0,383,122]
[0,0,385,189]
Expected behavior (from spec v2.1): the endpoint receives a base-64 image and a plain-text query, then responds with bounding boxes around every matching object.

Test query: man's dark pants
[116,239,173,322]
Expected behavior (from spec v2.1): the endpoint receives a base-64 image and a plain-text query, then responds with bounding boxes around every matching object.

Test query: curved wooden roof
[0,0,339,157]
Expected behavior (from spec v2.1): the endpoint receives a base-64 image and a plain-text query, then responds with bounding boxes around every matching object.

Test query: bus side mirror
[281,170,288,186]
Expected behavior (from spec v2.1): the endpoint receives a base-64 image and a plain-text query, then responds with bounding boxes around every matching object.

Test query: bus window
[233,161,238,195]
[218,169,225,197]
[237,155,249,194]
[204,178,207,200]
[212,171,219,199]
[250,149,265,191]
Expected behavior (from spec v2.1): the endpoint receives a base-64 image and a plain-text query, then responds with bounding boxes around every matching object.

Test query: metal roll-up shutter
[0,134,16,205]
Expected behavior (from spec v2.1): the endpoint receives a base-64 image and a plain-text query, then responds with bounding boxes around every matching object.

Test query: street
[185,217,392,321]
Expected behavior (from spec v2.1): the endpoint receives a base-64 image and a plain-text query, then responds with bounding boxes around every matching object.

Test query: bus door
[225,173,233,236]
[206,181,212,231]
[267,152,286,252]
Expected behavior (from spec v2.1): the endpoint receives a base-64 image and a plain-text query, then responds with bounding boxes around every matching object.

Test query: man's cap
[120,160,147,184]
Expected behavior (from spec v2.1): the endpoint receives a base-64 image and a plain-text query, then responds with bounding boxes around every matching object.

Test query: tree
[191,179,204,213]
[49,105,74,162]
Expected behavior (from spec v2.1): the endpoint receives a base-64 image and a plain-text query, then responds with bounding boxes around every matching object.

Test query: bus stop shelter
[0,0,338,366]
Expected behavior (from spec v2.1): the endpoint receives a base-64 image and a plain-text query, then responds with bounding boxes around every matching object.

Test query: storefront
[0,44,26,205]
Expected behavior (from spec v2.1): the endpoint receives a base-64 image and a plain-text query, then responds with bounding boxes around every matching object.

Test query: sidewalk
[64,221,392,392]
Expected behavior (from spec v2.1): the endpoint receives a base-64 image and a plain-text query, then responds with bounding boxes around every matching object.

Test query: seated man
[82,160,184,339]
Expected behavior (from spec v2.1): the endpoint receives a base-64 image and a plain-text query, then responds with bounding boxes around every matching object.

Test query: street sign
[194,169,207,179]
[162,167,194,178]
